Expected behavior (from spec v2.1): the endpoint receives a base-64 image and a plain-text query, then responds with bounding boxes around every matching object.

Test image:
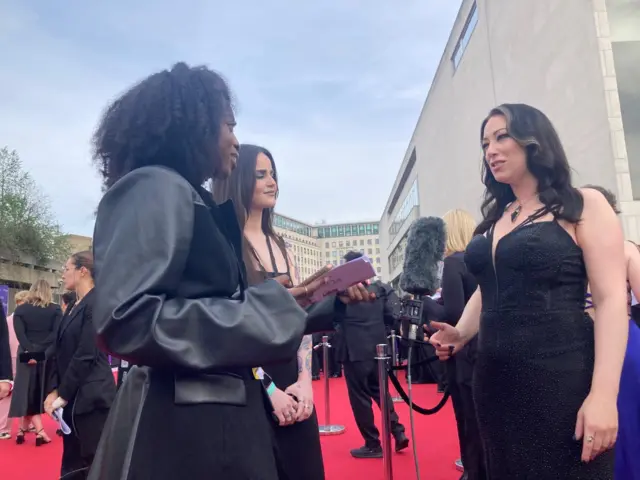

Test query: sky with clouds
[0,0,461,236]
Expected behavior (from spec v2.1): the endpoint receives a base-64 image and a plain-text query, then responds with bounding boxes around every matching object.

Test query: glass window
[376,257,380,263]
[367,239,372,245]
[375,239,379,244]
[346,240,350,247]
[377,267,381,273]
[388,179,419,242]
[368,248,372,255]
[452,2,478,70]
[360,240,364,246]
[325,242,329,248]
[332,242,336,247]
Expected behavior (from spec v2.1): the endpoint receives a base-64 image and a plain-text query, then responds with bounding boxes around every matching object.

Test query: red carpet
[0,374,460,480]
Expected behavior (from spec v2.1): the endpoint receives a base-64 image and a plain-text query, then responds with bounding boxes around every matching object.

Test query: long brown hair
[212,144,287,285]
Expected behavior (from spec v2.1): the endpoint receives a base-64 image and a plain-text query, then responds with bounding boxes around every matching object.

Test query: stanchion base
[391,396,403,403]
[318,424,346,436]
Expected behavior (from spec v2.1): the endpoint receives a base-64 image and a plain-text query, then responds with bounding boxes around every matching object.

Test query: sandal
[35,428,51,447]
[15,428,26,445]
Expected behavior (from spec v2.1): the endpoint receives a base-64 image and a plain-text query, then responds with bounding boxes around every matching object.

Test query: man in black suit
[334,251,409,458]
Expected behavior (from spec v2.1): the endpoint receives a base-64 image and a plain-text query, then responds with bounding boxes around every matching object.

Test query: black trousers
[453,340,486,480]
[61,408,110,479]
[343,360,405,448]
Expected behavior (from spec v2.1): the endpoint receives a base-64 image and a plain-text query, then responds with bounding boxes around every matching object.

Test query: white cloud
[0,0,461,235]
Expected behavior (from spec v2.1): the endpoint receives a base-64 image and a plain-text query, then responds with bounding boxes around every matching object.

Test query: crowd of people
[0,62,637,480]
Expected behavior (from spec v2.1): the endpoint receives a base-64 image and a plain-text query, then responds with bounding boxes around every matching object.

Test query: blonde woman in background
[9,279,62,446]
[422,209,485,480]
[0,291,29,440]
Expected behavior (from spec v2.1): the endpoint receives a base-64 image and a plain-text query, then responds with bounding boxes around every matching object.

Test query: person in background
[0,292,28,439]
[581,185,640,480]
[60,291,76,316]
[45,251,116,479]
[9,279,61,446]
[335,251,409,459]
[421,209,484,480]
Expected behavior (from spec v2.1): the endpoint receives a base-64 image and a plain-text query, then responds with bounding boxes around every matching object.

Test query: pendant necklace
[510,195,538,223]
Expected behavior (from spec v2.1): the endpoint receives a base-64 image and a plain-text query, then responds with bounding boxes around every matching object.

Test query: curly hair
[92,62,234,188]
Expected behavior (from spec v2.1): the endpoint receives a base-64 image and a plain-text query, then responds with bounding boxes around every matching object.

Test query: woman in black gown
[430,103,628,479]
[213,144,324,480]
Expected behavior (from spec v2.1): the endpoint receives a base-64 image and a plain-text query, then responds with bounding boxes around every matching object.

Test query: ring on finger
[586,435,594,444]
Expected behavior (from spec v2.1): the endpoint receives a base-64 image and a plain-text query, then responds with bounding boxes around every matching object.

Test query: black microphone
[399,216,446,340]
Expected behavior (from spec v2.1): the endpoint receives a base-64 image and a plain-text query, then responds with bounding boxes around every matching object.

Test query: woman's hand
[575,391,618,462]
[270,387,298,427]
[27,359,37,365]
[428,321,465,361]
[273,274,329,306]
[337,282,375,304]
[44,390,59,416]
[285,381,314,422]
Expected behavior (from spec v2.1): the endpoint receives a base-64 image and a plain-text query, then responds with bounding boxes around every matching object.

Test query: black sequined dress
[464,216,614,479]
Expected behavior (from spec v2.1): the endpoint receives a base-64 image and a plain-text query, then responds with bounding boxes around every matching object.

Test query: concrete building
[379,0,640,287]
[274,214,382,281]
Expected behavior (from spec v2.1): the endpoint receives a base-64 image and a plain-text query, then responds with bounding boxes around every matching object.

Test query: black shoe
[350,445,383,458]
[330,373,342,378]
[312,375,320,381]
[394,432,410,452]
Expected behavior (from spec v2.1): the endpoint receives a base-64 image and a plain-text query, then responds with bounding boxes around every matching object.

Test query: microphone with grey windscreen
[399,216,446,341]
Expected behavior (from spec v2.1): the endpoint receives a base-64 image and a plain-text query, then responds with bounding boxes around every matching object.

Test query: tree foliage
[0,147,70,265]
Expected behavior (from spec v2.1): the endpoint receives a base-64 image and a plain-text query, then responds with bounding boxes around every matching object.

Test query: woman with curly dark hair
[86,62,338,480]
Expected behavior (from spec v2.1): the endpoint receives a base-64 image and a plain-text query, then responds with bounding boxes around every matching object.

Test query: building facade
[274,213,382,281]
[379,0,640,286]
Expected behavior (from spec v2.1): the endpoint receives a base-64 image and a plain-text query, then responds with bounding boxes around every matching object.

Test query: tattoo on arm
[297,335,312,375]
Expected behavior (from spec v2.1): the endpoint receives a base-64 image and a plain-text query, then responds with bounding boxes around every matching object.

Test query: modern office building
[379,0,639,287]
[273,213,382,281]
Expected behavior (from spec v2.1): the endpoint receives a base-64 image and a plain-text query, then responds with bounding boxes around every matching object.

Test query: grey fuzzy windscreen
[399,216,446,295]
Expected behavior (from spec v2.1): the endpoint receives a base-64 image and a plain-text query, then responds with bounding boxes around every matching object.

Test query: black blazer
[51,289,116,415]
[333,281,400,363]
[422,252,478,326]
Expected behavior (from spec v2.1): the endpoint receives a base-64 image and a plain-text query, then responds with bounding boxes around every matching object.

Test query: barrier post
[376,343,393,480]
[387,330,402,403]
[314,335,345,436]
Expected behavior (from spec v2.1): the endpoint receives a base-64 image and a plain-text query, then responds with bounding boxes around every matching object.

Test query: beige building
[379,0,639,287]
[273,214,382,281]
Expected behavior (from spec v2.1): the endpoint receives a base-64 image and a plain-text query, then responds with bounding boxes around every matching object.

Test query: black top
[333,281,400,363]
[252,236,298,388]
[421,252,477,326]
[13,302,61,353]
[0,302,11,381]
[51,289,116,414]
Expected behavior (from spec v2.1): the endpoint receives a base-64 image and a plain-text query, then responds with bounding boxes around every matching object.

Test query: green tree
[0,147,71,265]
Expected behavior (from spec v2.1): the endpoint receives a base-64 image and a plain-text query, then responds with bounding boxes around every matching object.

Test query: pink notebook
[309,257,376,303]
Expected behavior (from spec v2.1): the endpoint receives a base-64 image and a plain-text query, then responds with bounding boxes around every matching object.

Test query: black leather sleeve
[92,166,306,371]
[304,296,345,334]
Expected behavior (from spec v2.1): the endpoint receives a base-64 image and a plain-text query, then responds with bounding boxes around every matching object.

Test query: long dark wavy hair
[475,103,583,235]
[212,144,287,285]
